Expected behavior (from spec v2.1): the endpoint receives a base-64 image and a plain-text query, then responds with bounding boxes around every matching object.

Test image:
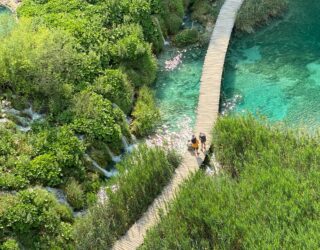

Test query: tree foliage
[90,69,133,114]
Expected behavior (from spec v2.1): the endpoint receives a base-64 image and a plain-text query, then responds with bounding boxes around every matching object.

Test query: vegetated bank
[0,0,217,248]
[140,115,320,249]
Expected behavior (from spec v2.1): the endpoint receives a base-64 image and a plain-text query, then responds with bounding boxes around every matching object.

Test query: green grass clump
[64,178,85,211]
[73,145,181,249]
[236,0,288,33]
[141,116,320,249]
[173,29,199,47]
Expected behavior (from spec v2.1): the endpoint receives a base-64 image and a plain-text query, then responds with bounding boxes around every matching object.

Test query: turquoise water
[222,0,320,129]
[154,45,206,131]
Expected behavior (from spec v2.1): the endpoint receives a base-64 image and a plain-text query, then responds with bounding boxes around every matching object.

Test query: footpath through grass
[140,116,320,249]
[73,145,181,249]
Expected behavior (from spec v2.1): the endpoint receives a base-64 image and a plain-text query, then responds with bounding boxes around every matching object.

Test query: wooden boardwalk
[113,0,244,249]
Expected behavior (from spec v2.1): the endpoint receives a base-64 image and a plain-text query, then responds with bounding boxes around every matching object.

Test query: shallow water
[154,45,206,131]
[222,0,320,130]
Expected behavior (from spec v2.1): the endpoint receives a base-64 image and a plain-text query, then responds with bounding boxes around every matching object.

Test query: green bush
[72,90,126,147]
[28,154,62,186]
[30,125,86,183]
[1,238,19,250]
[165,14,183,35]
[91,69,134,114]
[173,29,199,47]
[191,0,214,25]
[150,0,185,36]
[141,116,320,249]
[65,179,85,211]
[74,145,179,249]
[0,173,29,190]
[122,51,157,87]
[0,188,73,249]
[0,124,86,189]
[131,86,161,137]
[0,19,87,115]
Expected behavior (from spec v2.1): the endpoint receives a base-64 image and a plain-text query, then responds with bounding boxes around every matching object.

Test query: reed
[140,116,320,249]
[73,145,181,249]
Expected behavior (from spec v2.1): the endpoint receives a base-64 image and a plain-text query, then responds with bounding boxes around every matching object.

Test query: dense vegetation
[0,0,295,248]
[0,188,74,249]
[0,0,190,247]
[73,145,181,249]
[141,116,320,249]
[236,0,288,32]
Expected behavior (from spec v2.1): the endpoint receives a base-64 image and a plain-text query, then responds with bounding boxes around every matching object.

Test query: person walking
[191,135,200,157]
[199,132,207,152]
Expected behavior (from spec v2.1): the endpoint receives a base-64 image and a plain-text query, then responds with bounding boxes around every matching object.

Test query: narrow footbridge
[114,0,244,249]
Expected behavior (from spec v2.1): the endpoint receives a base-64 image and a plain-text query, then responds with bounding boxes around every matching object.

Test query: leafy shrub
[0,173,29,190]
[72,90,126,147]
[27,154,62,186]
[190,0,223,25]
[173,29,199,47]
[165,14,183,35]
[74,145,179,249]
[32,125,86,181]
[0,124,86,189]
[65,179,85,211]
[91,69,134,114]
[0,188,73,249]
[0,19,87,115]
[1,238,19,250]
[131,86,161,137]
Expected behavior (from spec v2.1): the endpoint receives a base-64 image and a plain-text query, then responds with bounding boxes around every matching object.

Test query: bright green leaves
[0,188,73,249]
[71,91,127,146]
[91,69,134,114]
[0,19,87,114]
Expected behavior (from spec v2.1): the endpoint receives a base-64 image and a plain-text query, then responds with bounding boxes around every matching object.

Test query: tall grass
[73,145,181,249]
[140,116,320,249]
